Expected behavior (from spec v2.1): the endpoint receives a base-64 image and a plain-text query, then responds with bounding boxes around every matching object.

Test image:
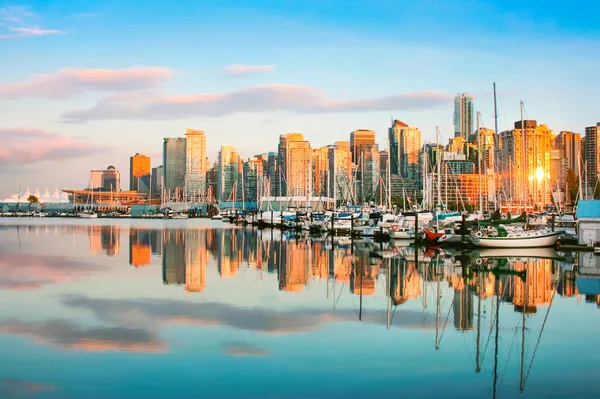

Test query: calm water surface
[0,219,599,399]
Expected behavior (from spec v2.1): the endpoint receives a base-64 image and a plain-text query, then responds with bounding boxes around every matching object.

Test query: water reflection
[1,222,599,399]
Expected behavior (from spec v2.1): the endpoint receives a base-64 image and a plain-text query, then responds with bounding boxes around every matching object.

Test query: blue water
[0,219,598,398]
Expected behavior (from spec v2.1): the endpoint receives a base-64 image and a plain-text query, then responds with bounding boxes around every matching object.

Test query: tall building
[454,93,474,139]
[89,166,120,192]
[278,133,312,197]
[184,129,207,201]
[163,137,186,198]
[327,141,352,203]
[584,123,600,197]
[151,165,163,197]
[555,131,581,188]
[350,129,376,165]
[217,146,240,201]
[475,127,495,174]
[267,152,280,196]
[90,170,103,189]
[499,120,553,208]
[312,147,329,197]
[129,153,151,192]
[243,156,265,203]
[388,119,421,179]
[358,144,380,203]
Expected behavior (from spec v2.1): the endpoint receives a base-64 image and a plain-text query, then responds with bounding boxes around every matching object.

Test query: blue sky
[1,0,599,196]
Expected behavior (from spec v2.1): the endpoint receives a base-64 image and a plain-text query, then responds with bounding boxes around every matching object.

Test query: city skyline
[2,0,600,197]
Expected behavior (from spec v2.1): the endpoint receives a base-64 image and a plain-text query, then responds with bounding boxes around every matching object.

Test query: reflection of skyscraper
[453,285,475,331]
[162,229,186,285]
[279,241,309,292]
[149,229,162,256]
[129,228,151,267]
[514,260,553,314]
[557,270,578,297]
[350,252,377,296]
[185,230,207,293]
[217,230,240,278]
[389,260,421,305]
[100,226,120,256]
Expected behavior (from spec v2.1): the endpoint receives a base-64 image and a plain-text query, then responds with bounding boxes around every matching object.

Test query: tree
[566,168,579,204]
[27,195,39,203]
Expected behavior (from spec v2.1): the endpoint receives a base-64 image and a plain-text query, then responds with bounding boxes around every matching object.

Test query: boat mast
[477,111,483,216]
[520,100,527,213]
[436,126,442,208]
[387,133,392,211]
[493,83,500,210]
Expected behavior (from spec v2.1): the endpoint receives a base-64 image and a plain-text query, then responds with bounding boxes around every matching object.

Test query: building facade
[163,137,186,198]
[184,129,207,201]
[327,141,353,203]
[312,147,329,197]
[151,165,163,197]
[218,146,240,202]
[358,144,380,204]
[584,123,600,197]
[129,153,151,192]
[454,93,474,140]
[499,120,553,209]
[555,131,581,189]
[350,129,376,165]
[389,119,421,179]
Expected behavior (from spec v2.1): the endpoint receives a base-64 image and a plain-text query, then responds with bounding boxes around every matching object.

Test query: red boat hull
[424,228,444,242]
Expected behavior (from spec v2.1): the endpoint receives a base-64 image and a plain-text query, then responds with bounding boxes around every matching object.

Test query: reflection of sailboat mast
[475,277,482,373]
[387,258,392,329]
[520,274,528,392]
[435,273,440,350]
[492,271,500,399]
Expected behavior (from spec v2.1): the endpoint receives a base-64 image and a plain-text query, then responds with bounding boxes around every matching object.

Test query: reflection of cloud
[61,84,451,122]
[0,127,108,165]
[0,252,108,291]
[0,319,166,353]
[0,378,55,398]
[222,341,269,357]
[0,67,172,99]
[224,64,276,77]
[61,294,436,334]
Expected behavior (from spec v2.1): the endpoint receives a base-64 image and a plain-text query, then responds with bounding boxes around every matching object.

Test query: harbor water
[0,219,599,398]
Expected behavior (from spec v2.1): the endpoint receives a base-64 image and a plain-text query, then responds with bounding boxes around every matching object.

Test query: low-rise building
[576,200,600,246]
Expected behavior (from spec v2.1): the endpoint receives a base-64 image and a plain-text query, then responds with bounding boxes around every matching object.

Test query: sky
[1,0,600,197]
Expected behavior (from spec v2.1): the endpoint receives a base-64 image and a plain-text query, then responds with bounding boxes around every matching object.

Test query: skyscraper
[555,131,581,189]
[278,133,311,197]
[583,123,600,197]
[327,141,352,203]
[312,147,329,197]
[163,137,186,198]
[217,146,240,201]
[350,129,376,165]
[184,128,207,201]
[101,166,120,192]
[151,165,163,197]
[454,93,474,139]
[499,120,553,208]
[475,127,495,174]
[358,144,380,203]
[129,153,151,192]
[388,120,421,179]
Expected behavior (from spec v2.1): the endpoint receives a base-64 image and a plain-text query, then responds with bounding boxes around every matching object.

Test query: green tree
[27,195,39,203]
[566,168,579,204]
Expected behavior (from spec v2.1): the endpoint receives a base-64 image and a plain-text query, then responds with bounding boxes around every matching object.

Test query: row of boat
[219,207,566,248]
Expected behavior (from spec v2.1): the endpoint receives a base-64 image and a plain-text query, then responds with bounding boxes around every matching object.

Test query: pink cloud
[0,6,63,39]
[0,67,173,99]
[224,64,276,77]
[62,84,451,122]
[0,127,109,165]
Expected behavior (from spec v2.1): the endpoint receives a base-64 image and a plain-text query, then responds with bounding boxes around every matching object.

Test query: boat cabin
[575,200,600,247]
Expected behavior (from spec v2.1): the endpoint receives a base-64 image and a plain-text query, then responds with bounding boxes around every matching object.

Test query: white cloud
[224,64,276,77]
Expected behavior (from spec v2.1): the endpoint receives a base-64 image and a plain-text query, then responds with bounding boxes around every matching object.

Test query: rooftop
[576,200,600,219]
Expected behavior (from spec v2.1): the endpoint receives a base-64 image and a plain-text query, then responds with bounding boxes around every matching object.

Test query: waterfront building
[129,153,151,192]
[554,131,581,189]
[243,156,265,203]
[286,136,312,197]
[357,144,380,204]
[184,129,208,202]
[448,136,466,155]
[278,133,304,196]
[218,146,240,201]
[267,152,280,196]
[475,127,495,173]
[436,173,494,210]
[89,166,121,192]
[499,120,553,209]
[454,93,474,140]
[350,129,376,165]
[327,141,353,203]
[312,147,329,197]
[151,165,163,197]
[163,137,186,198]
[583,123,600,197]
[388,120,421,179]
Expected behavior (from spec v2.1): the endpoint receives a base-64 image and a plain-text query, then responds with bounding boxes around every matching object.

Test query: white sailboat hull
[472,231,561,248]
[78,213,97,219]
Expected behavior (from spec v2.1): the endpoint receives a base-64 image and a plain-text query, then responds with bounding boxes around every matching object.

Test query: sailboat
[78,183,98,219]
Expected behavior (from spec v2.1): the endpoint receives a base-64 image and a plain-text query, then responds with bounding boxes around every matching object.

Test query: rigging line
[523,290,556,387]
[437,293,454,347]
[461,332,476,369]
[481,276,511,364]
[498,319,521,391]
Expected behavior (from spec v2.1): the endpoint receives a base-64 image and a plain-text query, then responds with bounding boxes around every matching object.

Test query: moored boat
[471,226,561,248]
